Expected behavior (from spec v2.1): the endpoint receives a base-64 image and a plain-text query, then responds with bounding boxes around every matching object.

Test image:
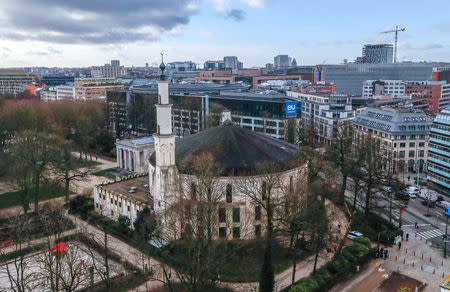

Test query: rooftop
[116,137,155,148]
[102,175,150,204]
[150,124,299,176]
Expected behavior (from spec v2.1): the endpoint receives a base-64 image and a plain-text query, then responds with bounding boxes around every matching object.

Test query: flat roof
[102,176,150,204]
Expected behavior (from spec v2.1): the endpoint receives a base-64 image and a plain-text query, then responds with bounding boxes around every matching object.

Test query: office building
[362,44,394,63]
[319,62,450,96]
[204,60,225,70]
[353,107,432,174]
[0,70,33,94]
[274,55,292,69]
[168,61,197,72]
[223,56,240,70]
[41,76,75,86]
[362,80,405,98]
[405,81,450,112]
[287,91,355,144]
[427,107,450,195]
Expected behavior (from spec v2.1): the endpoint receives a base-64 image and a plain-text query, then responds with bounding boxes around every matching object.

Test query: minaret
[152,53,175,215]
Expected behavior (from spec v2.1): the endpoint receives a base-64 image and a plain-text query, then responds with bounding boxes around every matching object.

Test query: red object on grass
[51,242,67,253]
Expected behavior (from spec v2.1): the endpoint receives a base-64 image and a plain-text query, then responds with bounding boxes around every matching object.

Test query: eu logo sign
[286,102,297,117]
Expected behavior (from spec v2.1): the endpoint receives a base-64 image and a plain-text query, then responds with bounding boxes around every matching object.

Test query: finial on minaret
[159,53,166,81]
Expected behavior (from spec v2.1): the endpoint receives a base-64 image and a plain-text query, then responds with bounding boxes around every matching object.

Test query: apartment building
[0,70,33,94]
[74,77,124,100]
[405,81,450,111]
[91,60,126,78]
[353,107,433,173]
[287,91,355,144]
[56,84,75,100]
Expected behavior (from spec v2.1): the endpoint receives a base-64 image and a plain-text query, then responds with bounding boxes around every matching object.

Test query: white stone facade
[116,137,155,173]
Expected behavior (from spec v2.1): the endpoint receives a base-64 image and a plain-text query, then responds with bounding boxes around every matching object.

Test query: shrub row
[289,236,372,292]
[351,212,402,245]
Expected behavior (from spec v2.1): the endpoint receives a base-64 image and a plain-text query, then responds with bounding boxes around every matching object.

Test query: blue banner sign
[286,102,297,117]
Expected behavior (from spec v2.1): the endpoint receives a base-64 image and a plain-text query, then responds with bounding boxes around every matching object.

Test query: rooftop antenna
[381,26,406,63]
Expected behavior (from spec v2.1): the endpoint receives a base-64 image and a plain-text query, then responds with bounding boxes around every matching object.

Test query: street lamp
[444,207,450,259]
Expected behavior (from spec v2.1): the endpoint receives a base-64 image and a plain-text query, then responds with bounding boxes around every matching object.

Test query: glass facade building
[320,63,450,96]
[427,107,450,195]
[362,44,393,64]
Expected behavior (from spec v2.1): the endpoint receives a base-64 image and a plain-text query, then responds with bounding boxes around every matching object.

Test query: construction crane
[381,25,406,63]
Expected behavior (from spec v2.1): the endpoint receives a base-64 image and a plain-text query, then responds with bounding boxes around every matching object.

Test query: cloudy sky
[1,0,450,67]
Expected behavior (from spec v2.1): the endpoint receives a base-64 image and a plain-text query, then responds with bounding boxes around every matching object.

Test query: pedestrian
[384,249,388,260]
[415,222,418,229]
[398,241,402,250]
[333,244,337,252]
[406,233,409,241]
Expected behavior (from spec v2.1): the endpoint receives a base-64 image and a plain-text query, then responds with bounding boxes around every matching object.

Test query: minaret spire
[159,52,166,81]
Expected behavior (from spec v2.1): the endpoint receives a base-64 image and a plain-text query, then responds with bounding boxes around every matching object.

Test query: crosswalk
[416,228,444,240]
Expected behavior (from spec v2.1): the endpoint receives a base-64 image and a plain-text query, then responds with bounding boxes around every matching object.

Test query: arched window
[226,184,232,203]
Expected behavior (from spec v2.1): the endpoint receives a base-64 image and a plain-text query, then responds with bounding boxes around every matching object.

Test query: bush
[289,236,373,292]
[351,212,402,245]
[68,195,94,219]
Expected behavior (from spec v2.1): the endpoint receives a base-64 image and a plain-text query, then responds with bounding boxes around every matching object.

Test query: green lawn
[0,184,67,210]
[92,167,116,176]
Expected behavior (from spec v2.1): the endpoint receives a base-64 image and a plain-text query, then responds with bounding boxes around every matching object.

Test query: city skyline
[0,0,450,67]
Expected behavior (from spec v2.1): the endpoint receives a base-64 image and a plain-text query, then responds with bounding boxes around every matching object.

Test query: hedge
[289,236,373,292]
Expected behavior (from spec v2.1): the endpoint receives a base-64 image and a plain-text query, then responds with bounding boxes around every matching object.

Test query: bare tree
[11,131,59,213]
[236,162,285,292]
[327,122,354,205]
[0,214,34,292]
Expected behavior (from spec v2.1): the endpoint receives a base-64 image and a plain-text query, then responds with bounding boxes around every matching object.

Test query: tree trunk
[259,199,274,292]
[34,174,40,214]
[65,172,70,202]
[340,174,348,205]
[291,233,298,285]
[353,180,359,211]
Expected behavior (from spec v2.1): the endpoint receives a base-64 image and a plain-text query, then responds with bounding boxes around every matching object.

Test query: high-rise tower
[152,54,175,214]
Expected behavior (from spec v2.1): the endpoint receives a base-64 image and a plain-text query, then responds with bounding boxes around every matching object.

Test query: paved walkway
[328,226,449,292]
[64,213,169,291]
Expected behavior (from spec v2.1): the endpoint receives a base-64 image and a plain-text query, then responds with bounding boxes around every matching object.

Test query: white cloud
[239,0,268,9]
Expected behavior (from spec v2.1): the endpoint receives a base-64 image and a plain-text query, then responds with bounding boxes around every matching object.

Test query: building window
[115,200,117,206]
[410,135,416,140]
[409,142,415,147]
[226,184,232,203]
[255,206,261,221]
[219,227,227,238]
[110,198,113,204]
[119,202,122,207]
[261,182,267,200]
[96,203,98,208]
[127,205,130,211]
[219,208,226,223]
[399,151,405,158]
[190,183,197,200]
[255,225,261,237]
[232,227,240,239]
[419,150,424,158]
[233,208,240,222]
[400,143,406,148]
[409,150,415,158]
[419,142,425,147]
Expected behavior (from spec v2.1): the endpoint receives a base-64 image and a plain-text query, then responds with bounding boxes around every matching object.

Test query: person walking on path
[384,249,388,260]
[398,241,402,250]
[406,233,409,241]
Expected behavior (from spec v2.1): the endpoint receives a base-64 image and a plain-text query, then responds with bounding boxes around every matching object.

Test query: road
[345,179,448,250]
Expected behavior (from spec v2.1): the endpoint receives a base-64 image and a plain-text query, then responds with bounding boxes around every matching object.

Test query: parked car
[436,201,450,209]
[382,186,393,193]
[396,191,410,201]
[405,186,419,198]
[381,178,389,185]
[347,231,364,240]
[421,200,436,207]
[418,189,438,201]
